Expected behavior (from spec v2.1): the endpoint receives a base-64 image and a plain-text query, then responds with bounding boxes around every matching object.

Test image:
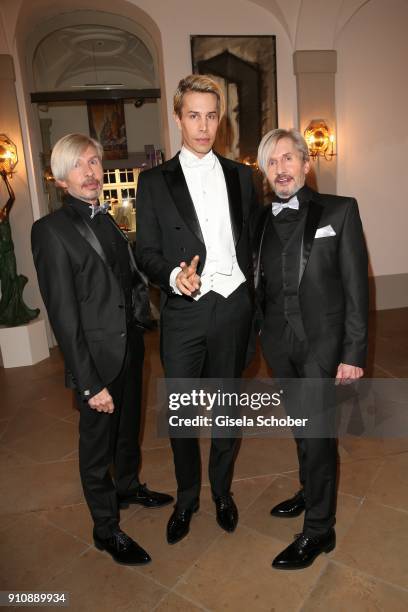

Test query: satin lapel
[104,214,146,279]
[64,205,109,266]
[298,200,323,285]
[162,162,204,244]
[124,237,149,284]
[254,206,272,288]
[219,158,243,246]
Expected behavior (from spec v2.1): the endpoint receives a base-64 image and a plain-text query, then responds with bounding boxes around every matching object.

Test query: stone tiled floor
[0,308,407,611]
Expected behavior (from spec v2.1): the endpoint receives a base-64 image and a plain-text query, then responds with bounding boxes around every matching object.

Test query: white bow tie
[89,201,110,219]
[272,195,299,216]
[182,153,215,170]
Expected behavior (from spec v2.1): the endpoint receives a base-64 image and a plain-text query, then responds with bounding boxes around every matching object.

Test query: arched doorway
[13,1,169,220]
[32,22,163,230]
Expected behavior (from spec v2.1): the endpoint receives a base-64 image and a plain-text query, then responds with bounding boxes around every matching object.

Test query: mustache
[275,174,292,181]
[82,179,101,188]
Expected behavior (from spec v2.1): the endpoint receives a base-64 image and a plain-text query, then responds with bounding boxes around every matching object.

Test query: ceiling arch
[334,0,373,42]
[245,0,300,44]
[33,24,156,90]
[23,8,161,92]
[246,0,372,48]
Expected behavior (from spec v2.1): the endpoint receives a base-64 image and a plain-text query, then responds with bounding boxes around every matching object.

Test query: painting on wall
[191,35,278,166]
[87,100,128,160]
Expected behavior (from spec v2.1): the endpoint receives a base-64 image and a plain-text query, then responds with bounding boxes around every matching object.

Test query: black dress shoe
[94,529,151,565]
[118,483,174,509]
[270,489,305,518]
[166,503,199,545]
[272,528,336,570]
[215,494,238,532]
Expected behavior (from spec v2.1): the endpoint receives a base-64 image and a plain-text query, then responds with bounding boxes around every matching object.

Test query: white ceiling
[33,24,156,90]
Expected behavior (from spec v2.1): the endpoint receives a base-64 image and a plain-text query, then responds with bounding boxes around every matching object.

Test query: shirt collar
[179,146,216,168]
[63,193,101,220]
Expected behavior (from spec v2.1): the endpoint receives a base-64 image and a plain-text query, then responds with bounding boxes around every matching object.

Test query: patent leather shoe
[94,529,151,565]
[166,503,199,544]
[270,489,305,518]
[272,528,336,570]
[118,483,174,509]
[215,494,238,532]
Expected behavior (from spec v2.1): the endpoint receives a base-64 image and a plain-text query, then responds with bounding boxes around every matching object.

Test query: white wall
[335,0,408,277]
[39,101,162,151]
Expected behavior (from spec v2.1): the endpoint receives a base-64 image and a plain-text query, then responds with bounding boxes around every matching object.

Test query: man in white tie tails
[252,128,369,569]
[136,75,258,544]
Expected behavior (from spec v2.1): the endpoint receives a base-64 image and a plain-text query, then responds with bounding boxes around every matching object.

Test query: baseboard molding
[369,273,408,310]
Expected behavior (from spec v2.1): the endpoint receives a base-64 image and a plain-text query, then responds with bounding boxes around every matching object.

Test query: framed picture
[87,100,128,160]
[191,35,278,165]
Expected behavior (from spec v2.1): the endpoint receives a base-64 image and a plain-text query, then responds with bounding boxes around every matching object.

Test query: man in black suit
[136,75,258,544]
[31,133,173,566]
[253,128,368,569]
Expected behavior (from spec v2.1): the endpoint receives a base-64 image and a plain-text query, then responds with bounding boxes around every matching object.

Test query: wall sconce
[43,166,55,183]
[304,120,336,161]
[0,134,18,176]
[241,156,258,169]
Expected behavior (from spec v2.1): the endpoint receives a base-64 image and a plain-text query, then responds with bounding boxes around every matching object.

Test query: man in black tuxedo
[136,75,258,544]
[31,133,173,566]
[253,128,368,569]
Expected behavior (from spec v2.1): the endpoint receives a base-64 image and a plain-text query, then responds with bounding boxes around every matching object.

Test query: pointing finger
[190,255,200,271]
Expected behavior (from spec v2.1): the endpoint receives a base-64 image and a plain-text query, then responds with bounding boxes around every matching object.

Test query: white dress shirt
[169,146,245,299]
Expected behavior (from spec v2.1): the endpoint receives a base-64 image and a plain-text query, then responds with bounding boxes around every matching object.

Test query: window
[99,168,140,231]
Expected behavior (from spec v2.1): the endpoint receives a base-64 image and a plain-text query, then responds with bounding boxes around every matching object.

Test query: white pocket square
[315,225,336,238]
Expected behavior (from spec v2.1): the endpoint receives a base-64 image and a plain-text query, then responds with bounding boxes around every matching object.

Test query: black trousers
[77,326,144,539]
[161,283,253,509]
[261,323,337,537]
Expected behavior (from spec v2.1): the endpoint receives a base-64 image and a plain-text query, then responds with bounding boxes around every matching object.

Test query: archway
[13,0,169,219]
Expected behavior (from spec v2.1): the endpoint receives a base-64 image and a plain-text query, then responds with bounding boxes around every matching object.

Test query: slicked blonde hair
[173,74,225,119]
[257,128,309,175]
[51,133,103,181]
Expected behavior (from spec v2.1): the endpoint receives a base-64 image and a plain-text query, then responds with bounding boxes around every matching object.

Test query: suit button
[120,332,126,338]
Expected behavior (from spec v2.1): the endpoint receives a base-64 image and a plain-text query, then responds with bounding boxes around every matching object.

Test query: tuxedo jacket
[252,186,369,373]
[31,200,151,398]
[135,152,258,304]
